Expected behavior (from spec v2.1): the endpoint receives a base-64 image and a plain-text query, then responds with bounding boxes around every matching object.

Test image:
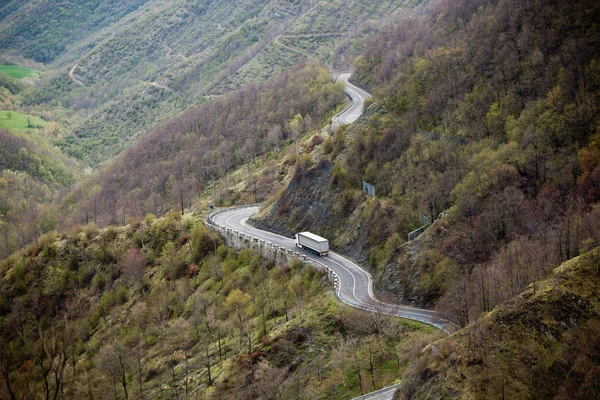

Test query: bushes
[329,163,354,191]
[292,154,314,183]
[191,225,221,262]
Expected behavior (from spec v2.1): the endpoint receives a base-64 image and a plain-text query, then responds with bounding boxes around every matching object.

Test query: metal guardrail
[206,204,342,294]
[206,205,452,334]
[207,203,261,226]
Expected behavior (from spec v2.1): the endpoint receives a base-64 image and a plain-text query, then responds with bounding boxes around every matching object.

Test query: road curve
[69,63,85,87]
[210,206,451,333]
[351,383,401,400]
[335,72,372,124]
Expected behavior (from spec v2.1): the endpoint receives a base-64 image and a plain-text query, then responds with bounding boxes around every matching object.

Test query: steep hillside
[0,124,80,258]
[7,0,423,166]
[0,0,148,63]
[395,250,600,399]
[252,0,600,327]
[0,214,441,399]
[61,63,345,228]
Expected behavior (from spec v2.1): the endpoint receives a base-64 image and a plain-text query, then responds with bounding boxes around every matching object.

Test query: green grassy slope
[0,110,45,131]
[0,64,42,79]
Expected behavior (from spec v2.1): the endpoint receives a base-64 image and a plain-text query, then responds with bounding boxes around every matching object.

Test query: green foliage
[191,225,221,262]
[0,110,46,131]
[399,254,600,399]
[254,0,600,328]
[0,1,147,63]
[0,73,23,94]
[64,62,345,226]
[0,214,441,399]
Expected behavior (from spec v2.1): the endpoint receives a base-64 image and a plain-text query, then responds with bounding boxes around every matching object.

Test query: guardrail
[206,205,452,334]
[207,203,261,226]
[206,204,342,292]
[351,383,401,400]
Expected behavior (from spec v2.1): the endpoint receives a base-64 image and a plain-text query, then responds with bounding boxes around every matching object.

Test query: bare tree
[97,343,132,400]
[122,247,146,296]
[168,318,193,398]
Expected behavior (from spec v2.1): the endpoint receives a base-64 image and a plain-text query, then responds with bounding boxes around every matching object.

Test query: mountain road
[211,206,451,332]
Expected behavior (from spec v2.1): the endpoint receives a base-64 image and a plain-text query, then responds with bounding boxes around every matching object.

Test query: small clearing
[0,64,43,79]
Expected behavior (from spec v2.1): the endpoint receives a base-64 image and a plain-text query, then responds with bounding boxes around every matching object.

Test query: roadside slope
[211,206,452,332]
[395,250,600,399]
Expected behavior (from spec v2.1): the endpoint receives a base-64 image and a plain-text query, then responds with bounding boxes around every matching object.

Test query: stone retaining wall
[204,210,339,289]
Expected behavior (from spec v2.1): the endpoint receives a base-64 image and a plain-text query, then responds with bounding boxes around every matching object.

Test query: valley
[1,0,600,399]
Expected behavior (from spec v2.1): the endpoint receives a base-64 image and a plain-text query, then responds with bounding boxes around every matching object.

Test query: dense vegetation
[0,126,79,258]
[254,0,600,326]
[8,0,421,167]
[2,0,600,398]
[396,249,600,399]
[0,0,148,63]
[0,213,440,399]
[55,84,185,165]
[61,63,345,228]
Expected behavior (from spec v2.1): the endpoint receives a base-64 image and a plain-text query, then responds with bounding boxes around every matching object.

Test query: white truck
[295,231,329,256]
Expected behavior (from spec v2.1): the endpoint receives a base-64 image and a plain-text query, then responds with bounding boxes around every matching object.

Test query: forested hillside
[0,0,426,257]
[7,0,421,167]
[395,249,600,399]
[0,213,440,399]
[60,63,345,228]
[0,121,80,259]
[3,0,600,398]
[253,0,600,327]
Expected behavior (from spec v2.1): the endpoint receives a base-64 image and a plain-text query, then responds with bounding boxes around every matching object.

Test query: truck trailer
[295,231,329,256]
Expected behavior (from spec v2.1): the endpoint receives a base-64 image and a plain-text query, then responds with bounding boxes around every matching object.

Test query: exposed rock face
[250,160,439,308]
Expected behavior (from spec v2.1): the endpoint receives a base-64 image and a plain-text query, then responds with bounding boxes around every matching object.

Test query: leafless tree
[97,343,132,400]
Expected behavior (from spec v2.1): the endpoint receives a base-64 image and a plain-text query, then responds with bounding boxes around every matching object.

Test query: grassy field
[0,110,47,131]
[0,64,43,79]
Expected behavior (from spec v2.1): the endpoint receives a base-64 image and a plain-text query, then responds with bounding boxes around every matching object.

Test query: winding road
[334,72,372,124]
[210,74,451,400]
[211,206,450,332]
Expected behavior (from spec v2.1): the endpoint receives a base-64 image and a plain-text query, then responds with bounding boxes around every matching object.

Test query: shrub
[251,348,265,361]
[323,137,334,154]
[126,216,142,230]
[329,163,350,190]
[293,331,306,344]
[115,285,128,305]
[82,223,98,239]
[292,154,314,183]
[144,213,157,225]
[177,234,190,246]
[186,264,199,277]
[191,225,221,261]
[311,134,324,146]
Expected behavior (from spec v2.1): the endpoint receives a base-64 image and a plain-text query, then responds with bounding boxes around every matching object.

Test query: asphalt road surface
[211,206,450,332]
[212,72,450,399]
[351,383,402,400]
[335,72,372,124]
